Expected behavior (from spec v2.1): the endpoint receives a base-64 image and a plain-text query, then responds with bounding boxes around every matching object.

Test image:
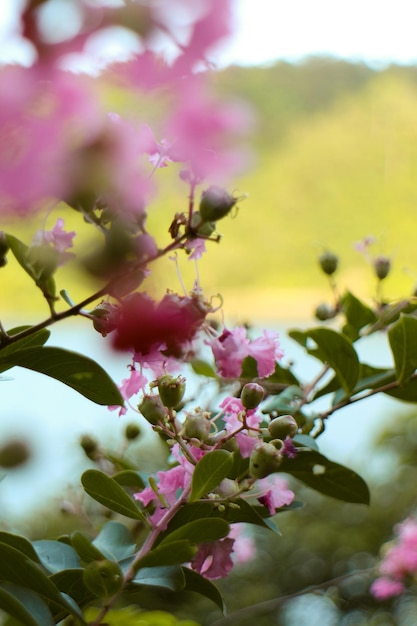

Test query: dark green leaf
[6,235,36,282]
[182,567,225,613]
[261,385,305,414]
[289,327,359,394]
[281,450,370,504]
[50,569,93,606]
[388,314,417,384]
[0,583,54,626]
[0,346,123,406]
[190,450,234,501]
[159,518,229,547]
[240,355,259,378]
[135,541,196,569]
[385,376,417,402]
[93,522,136,562]
[0,542,86,623]
[265,362,300,386]
[0,532,40,563]
[81,470,145,520]
[133,566,185,591]
[341,291,377,340]
[33,541,80,573]
[113,470,145,491]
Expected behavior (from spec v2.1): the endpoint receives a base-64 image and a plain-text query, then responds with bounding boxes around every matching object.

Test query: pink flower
[370,577,405,600]
[32,218,76,266]
[229,525,256,565]
[256,475,295,515]
[219,397,262,458]
[210,327,283,379]
[191,537,235,580]
[112,291,207,359]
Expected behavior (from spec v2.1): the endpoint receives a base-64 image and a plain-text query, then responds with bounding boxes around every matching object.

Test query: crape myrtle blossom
[371,516,417,599]
[256,475,295,516]
[220,396,262,458]
[32,218,76,266]
[210,327,284,378]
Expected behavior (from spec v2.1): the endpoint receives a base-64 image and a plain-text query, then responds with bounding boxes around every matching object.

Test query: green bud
[374,255,391,280]
[249,442,283,479]
[190,211,216,237]
[125,423,141,440]
[0,439,31,468]
[319,251,338,275]
[80,435,98,460]
[183,410,212,442]
[315,302,335,321]
[82,560,123,598]
[268,415,298,440]
[241,382,265,409]
[157,375,186,408]
[199,186,237,222]
[214,478,239,498]
[138,394,167,425]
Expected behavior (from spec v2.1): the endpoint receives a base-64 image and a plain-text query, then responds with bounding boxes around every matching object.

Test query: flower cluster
[371,517,417,599]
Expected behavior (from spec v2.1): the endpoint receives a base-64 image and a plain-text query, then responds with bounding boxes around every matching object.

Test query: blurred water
[0,319,409,524]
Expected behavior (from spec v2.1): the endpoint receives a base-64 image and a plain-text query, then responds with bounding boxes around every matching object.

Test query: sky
[1,0,417,68]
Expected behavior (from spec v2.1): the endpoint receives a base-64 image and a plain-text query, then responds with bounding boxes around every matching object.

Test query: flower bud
[0,439,31,468]
[125,423,141,440]
[241,382,265,409]
[157,375,186,408]
[319,251,338,275]
[374,255,391,280]
[80,435,99,460]
[82,560,123,598]
[183,410,212,442]
[138,394,167,425]
[90,302,117,337]
[199,186,237,222]
[249,442,283,479]
[268,415,298,440]
[314,303,335,321]
[190,211,216,237]
[0,232,9,257]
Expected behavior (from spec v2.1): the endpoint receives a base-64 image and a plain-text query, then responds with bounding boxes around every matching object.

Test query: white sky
[1,0,417,68]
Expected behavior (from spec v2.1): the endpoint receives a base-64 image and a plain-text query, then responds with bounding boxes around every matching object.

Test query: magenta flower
[112,292,207,358]
[220,396,262,458]
[370,577,405,600]
[32,218,76,266]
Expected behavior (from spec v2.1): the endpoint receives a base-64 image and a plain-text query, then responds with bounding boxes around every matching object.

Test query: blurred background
[2,1,417,625]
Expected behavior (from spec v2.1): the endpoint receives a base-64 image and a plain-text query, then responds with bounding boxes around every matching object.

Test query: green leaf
[190,450,234,501]
[0,532,40,563]
[0,346,123,406]
[135,541,196,569]
[0,583,54,626]
[0,542,86,624]
[158,518,229,547]
[289,327,359,394]
[81,470,146,520]
[240,355,259,378]
[112,470,145,491]
[133,566,185,591]
[50,569,93,607]
[33,540,80,573]
[261,385,305,414]
[6,235,37,282]
[341,290,377,340]
[191,359,217,378]
[265,362,300,386]
[182,567,225,613]
[93,522,136,562]
[388,314,417,384]
[281,450,370,504]
[385,376,417,402]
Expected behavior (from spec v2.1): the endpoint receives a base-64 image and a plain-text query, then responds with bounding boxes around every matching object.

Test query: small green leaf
[50,569,93,607]
[289,327,359,394]
[81,470,146,520]
[0,346,123,406]
[281,450,370,504]
[135,541,196,569]
[112,470,145,490]
[190,450,234,501]
[0,583,54,626]
[341,291,377,339]
[158,518,229,547]
[191,359,217,378]
[133,565,185,591]
[182,567,225,613]
[33,540,80,573]
[0,532,40,563]
[93,522,136,562]
[388,314,417,384]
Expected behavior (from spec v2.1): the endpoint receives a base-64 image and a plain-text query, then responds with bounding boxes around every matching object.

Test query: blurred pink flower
[191,537,235,580]
[229,524,256,564]
[370,577,405,600]
[257,475,295,515]
[32,218,76,265]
